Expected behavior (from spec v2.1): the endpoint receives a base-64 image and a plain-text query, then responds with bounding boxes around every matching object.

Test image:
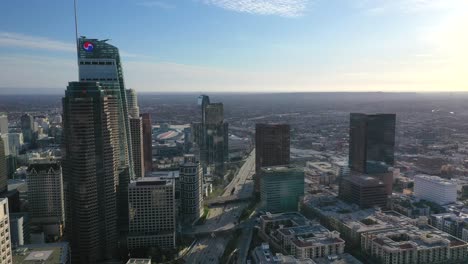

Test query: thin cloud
[0,32,75,52]
[358,0,466,15]
[201,0,310,17]
[137,0,175,9]
[0,32,149,60]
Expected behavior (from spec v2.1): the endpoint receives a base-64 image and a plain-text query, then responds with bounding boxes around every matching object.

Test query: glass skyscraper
[77,37,134,179]
[63,82,120,263]
[77,37,134,236]
[348,113,396,174]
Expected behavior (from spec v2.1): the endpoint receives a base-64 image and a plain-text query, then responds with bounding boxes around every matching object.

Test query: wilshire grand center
[63,37,134,263]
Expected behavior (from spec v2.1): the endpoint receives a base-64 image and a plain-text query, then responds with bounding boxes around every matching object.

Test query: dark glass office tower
[349,113,396,174]
[255,124,290,192]
[20,114,34,144]
[195,96,228,176]
[62,82,120,263]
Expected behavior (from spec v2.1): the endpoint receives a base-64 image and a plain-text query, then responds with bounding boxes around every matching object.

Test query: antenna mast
[74,0,79,64]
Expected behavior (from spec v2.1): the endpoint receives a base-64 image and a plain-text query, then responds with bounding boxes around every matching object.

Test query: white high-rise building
[414,174,457,205]
[0,114,8,135]
[126,89,140,118]
[0,198,12,264]
[127,177,176,250]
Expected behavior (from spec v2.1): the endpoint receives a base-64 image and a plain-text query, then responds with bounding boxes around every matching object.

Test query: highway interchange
[184,150,255,264]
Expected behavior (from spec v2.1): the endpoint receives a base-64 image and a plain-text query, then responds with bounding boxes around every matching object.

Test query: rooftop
[414,174,457,186]
[365,225,467,250]
[313,254,363,264]
[12,243,69,264]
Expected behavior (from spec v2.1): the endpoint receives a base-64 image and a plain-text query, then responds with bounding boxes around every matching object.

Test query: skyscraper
[259,166,304,213]
[180,159,203,225]
[62,82,120,263]
[0,136,7,194]
[126,89,144,179]
[77,37,134,179]
[126,89,140,118]
[27,162,65,239]
[141,113,153,174]
[77,37,135,236]
[195,95,228,176]
[0,198,12,263]
[20,114,34,144]
[255,124,290,192]
[0,113,8,134]
[348,113,396,174]
[130,118,144,179]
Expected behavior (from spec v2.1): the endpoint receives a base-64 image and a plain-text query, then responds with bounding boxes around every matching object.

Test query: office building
[414,174,457,205]
[255,124,290,192]
[0,113,7,135]
[141,113,153,173]
[126,89,140,118]
[128,178,176,250]
[78,37,135,237]
[10,213,30,248]
[0,198,12,264]
[20,114,34,144]
[62,82,120,263]
[0,136,7,194]
[338,175,387,209]
[130,118,144,179]
[180,160,203,224]
[348,113,396,174]
[260,166,304,213]
[27,162,65,239]
[8,133,23,156]
[78,37,134,178]
[195,95,228,176]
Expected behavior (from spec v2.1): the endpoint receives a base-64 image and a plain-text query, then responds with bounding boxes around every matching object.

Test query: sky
[0,0,467,93]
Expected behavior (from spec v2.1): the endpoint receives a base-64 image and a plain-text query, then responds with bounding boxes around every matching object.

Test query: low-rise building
[388,195,431,219]
[126,259,152,264]
[251,243,314,264]
[12,242,70,264]
[302,194,428,248]
[430,213,468,241]
[260,212,345,260]
[361,226,468,264]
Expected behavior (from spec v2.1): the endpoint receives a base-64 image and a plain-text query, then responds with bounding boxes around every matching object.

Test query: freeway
[183,150,255,264]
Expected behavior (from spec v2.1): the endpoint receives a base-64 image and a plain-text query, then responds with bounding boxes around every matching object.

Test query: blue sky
[0,0,467,92]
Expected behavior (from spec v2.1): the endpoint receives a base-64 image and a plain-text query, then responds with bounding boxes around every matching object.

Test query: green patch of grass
[240,199,258,221]
[195,206,210,226]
